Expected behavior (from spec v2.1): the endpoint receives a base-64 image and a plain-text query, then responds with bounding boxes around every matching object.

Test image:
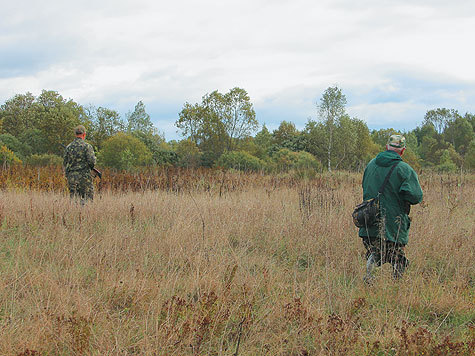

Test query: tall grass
[0,171,473,355]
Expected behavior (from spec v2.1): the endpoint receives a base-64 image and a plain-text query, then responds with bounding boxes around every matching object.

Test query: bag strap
[378,161,399,194]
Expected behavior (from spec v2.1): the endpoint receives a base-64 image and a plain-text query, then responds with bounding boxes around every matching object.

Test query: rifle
[61,143,102,179]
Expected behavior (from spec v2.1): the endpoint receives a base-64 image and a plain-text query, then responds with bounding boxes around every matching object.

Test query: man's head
[75,125,86,140]
[386,134,406,156]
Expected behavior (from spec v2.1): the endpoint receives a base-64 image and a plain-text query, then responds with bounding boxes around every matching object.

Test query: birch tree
[317,86,347,172]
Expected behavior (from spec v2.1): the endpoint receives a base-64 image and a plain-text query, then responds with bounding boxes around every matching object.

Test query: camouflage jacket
[63,138,96,176]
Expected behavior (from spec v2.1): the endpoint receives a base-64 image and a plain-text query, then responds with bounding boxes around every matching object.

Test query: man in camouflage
[359,134,423,282]
[63,125,96,203]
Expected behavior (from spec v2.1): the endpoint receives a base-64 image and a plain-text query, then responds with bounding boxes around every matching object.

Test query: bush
[216,151,265,172]
[0,145,22,166]
[465,140,475,170]
[402,147,421,172]
[271,149,321,174]
[152,148,179,166]
[18,128,49,155]
[25,154,63,167]
[175,139,202,168]
[271,148,297,171]
[292,151,322,179]
[436,149,457,173]
[0,133,31,159]
[98,133,153,170]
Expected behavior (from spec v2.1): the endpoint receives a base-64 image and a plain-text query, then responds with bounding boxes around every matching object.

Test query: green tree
[0,133,31,159]
[216,151,265,172]
[221,87,258,151]
[443,116,474,155]
[414,123,438,146]
[254,125,273,157]
[176,102,205,144]
[272,121,299,146]
[86,106,125,150]
[404,131,419,154]
[423,108,458,135]
[293,151,322,172]
[303,119,326,163]
[418,135,439,166]
[464,113,475,131]
[465,139,475,170]
[371,128,400,149]
[0,145,22,166]
[402,148,421,172]
[352,118,380,170]
[99,133,153,170]
[317,86,347,172]
[0,92,36,137]
[33,90,88,154]
[127,101,155,134]
[437,149,457,173]
[176,87,258,165]
[174,139,201,168]
[18,128,49,155]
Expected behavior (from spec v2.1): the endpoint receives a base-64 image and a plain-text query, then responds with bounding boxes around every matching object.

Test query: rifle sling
[377,161,399,195]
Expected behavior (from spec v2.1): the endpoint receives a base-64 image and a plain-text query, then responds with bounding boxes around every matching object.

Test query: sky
[1,0,474,140]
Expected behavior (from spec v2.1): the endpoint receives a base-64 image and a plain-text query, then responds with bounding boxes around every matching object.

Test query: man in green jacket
[359,134,423,282]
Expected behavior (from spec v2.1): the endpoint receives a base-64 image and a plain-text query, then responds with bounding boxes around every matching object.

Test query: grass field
[0,171,473,355]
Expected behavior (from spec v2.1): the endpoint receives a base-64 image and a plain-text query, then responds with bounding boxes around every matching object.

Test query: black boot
[392,256,409,279]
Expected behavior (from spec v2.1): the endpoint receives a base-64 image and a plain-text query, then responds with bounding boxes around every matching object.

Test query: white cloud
[1,0,474,139]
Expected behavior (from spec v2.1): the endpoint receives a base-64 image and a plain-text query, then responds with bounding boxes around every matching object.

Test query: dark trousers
[362,236,409,276]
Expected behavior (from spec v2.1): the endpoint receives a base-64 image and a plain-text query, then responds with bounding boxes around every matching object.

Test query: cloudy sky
[1,0,474,140]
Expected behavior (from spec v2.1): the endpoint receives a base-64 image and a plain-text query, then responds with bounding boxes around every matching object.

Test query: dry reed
[0,171,473,355]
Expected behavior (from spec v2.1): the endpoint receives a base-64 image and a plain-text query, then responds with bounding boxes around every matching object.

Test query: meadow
[0,168,473,355]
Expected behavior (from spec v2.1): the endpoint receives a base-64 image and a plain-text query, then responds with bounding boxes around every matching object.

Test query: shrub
[292,151,322,179]
[25,154,63,167]
[175,139,202,168]
[98,133,153,170]
[216,151,265,172]
[465,139,475,170]
[402,147,421,172]
[436,149,457,173]
[271,149,322,174]
[0,133,31,159]
[0,145,22,166]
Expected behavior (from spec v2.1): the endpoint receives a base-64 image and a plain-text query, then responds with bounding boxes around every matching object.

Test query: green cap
[387,134,406,148]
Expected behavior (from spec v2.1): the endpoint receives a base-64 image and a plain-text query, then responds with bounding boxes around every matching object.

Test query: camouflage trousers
[66,172,94,203]
[362,236,409,278]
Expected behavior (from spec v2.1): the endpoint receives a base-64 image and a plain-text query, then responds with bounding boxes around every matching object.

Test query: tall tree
[33,90,87,154]
[273,121,298,146]
[176,87,258,165]
[254,125,273,156]
[444,116,474,155]
[371,128,400,148]
[423,108,458,135]
[222,87,258,150]
[127,101,155,134]
[303,119,326,161]
[85,105,125,150]
[0,92,36,137]
[317,86,347,172]
[176,102,205,144]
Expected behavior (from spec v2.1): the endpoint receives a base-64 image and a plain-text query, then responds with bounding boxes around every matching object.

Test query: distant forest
[1,86,474,173]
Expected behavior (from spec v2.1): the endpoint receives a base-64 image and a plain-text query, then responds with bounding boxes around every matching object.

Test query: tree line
[1,87,474,173]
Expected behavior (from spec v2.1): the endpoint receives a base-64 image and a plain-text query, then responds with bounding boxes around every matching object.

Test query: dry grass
[0,172,473,355]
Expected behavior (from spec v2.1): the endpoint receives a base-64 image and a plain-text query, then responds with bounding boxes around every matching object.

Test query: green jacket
[358,150,423,245]
[63,138,96,177]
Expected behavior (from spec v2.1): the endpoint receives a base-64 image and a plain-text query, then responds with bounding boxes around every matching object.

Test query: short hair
[75,125,86,135]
